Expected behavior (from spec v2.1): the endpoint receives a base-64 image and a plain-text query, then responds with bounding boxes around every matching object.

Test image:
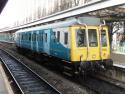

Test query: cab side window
[76,29,86,47]
[64,32,68,45]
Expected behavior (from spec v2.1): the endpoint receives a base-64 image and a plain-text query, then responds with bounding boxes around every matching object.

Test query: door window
[88,29,98,47]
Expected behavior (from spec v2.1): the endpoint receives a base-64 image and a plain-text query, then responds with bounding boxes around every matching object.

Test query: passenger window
[20,34,22,40]
[29,33,31,41]
[76,29,86,47]
[53,32,56,42]
[32,34,34,41]
[23,34,25,40]
[88,29,98,47]
[22,34,23,40]
[45,33,47,42]
[40,33,43,41]
[35,33,36,41]
[101,30,107,47]
[26,34,28,40]
[38,34,40,41]
[18,34,20,40]
[25,34,27,40]
[64,32,68,45]
[36,34,38,41]
[32,33,36,41]
[57,31,60,42]
[24,33,27,40]
[34,33,36,41]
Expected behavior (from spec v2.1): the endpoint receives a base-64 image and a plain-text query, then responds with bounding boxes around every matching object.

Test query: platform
[110,52,125,69]
[0,63,13,94]
[111,52,125,65]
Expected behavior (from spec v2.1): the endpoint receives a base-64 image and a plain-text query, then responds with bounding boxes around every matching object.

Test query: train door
[43,29,50,55]
[87,27,100,60]
[71,27,87,61]
[37,30,43,52]
[100,28,110,60]
[71,26,100,61]
[32,31,37,52]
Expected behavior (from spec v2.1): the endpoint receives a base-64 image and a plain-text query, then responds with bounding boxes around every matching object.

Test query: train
[15,17,113,77]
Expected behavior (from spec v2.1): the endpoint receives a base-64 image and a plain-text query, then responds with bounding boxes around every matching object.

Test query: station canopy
[88,5,125,21]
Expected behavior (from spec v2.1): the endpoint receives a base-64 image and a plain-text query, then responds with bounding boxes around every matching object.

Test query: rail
[0,49,61,94]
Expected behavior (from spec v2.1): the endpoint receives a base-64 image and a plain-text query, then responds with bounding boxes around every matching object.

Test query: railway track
[61,68,125,94]
[0,42,125,94]
[0,49,61,94]
[81,75,125,94]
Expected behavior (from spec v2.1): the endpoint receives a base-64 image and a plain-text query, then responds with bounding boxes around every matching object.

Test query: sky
[0,0,27,28]
[0,0,46,29]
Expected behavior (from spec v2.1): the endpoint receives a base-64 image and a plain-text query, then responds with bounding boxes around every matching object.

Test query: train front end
[70,17,113,73]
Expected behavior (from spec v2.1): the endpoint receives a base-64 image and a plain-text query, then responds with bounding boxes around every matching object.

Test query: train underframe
[16,46,113,79]
[73,59,113,76]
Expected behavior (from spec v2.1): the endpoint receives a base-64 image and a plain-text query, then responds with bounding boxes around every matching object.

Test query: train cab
[69,17,112,71]
[71,26,110,61]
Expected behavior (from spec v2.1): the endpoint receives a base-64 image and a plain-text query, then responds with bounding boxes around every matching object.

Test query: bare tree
[66,0,73,8]
[65,0,73,9]
[84,0,93,3]
[53,0,60,13]
[41,7,47,17]
[73,0,80,6]
[16,0,96,26]
[37,6,42,19]
[112,22,123,35]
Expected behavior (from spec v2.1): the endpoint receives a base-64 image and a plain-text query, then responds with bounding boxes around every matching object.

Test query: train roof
[16,17,102,33]
[16,19,78,33]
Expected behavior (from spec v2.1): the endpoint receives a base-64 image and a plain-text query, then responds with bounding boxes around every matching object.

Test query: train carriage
[15,17,113,76]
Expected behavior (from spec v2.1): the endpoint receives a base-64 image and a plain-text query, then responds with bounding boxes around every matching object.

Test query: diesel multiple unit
[15,17,113,76]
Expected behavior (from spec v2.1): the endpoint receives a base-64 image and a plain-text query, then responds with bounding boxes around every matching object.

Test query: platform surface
[0,64,8,94]
[111,53,125,66]
[0,63,14,94]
